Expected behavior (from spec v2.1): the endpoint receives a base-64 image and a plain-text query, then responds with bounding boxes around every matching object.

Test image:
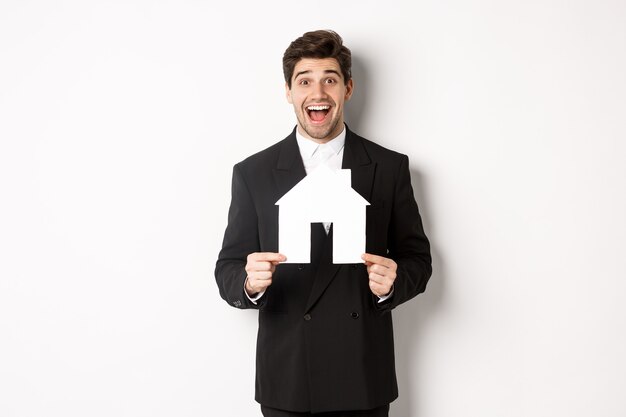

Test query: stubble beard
[297,111,342,142]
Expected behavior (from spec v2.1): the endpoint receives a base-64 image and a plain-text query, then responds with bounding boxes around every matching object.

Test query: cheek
[332,92,345,105]
[294,97,306,109]
[287,90,298,104]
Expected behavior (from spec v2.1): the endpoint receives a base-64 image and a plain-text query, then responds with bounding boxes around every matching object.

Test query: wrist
[244,277,258,297]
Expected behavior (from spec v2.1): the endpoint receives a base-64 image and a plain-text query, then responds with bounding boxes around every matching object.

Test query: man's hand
[362,253,397,297]
[244,252,286,296]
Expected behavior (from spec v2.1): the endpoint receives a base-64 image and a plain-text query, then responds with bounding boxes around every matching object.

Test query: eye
[325,78,336,84]
[299,79,309,85]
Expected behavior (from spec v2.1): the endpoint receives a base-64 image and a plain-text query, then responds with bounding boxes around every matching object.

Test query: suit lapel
[342,128,376,202]
[305,127,376,313]
[272,129,307,200]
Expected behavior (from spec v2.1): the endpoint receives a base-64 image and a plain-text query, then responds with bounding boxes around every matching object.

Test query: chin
[307,127,333,140]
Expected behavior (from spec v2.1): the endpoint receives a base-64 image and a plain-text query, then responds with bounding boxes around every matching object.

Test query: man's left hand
[362,253,397,297]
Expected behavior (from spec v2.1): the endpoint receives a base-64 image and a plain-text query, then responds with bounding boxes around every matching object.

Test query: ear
[285,82,293,104]
[344,78,354,101]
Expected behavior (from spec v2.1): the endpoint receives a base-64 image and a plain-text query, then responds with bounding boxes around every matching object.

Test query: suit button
[303,314,311,321]
[298,264,304,270]
[351,312,359,319]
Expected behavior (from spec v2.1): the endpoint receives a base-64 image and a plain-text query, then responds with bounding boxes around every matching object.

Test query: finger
[249,252,287,263]
[369,280,390,297]
[251,261,275,271]
[254,278,273,289]
[370,271,396,287]
[371,265,397,283]
[361,253,394,268]
[246,261,264,274]
[368,272,386,285]
[250,271,273,281]
[368,263,389,275]
[366,264,390,277]
[246,260,279,274]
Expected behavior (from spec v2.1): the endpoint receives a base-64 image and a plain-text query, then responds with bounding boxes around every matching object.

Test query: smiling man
[286,57,351,142]
[215,30,432,417]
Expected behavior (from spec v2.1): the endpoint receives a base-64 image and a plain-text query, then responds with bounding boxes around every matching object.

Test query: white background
[1,1,625,416]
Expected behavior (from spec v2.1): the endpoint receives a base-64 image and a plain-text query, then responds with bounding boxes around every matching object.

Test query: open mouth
[306,105,331,123]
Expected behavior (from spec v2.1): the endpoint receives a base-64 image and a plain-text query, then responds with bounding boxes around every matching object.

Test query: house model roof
[275,164,370,208]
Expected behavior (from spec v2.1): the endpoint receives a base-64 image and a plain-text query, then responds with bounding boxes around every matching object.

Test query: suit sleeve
[215,164,264,310]
[375,154,432,311]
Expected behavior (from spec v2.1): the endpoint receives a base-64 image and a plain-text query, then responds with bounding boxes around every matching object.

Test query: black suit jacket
[215,127,432,413]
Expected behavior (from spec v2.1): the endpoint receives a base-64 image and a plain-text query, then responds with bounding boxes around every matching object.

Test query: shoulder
[348,129,409,164]
[234,130,295,172]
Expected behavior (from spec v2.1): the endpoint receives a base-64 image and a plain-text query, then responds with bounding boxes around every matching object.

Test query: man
[215,30,432,417]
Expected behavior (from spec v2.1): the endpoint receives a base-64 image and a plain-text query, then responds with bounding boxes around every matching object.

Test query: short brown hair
[283,30,352,88]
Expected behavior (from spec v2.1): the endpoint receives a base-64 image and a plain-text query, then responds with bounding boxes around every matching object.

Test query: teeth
[307,105,330,111]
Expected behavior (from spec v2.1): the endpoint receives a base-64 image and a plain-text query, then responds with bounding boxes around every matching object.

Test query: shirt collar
[295,124,346,160]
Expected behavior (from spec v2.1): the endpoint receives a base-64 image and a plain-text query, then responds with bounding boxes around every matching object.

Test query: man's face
[286,58,353,143]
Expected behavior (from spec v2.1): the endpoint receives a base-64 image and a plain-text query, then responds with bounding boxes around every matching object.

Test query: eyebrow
[293,69,342,80]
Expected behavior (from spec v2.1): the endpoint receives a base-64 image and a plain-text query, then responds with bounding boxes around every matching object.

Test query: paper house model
[275,165,370,264]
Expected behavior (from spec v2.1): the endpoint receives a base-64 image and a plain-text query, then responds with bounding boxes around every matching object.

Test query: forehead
[292,58,342,79]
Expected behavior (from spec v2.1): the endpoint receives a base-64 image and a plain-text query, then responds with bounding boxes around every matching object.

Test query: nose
[311,81,327,99]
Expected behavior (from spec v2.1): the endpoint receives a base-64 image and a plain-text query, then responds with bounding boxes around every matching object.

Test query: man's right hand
[244,252,286,296]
